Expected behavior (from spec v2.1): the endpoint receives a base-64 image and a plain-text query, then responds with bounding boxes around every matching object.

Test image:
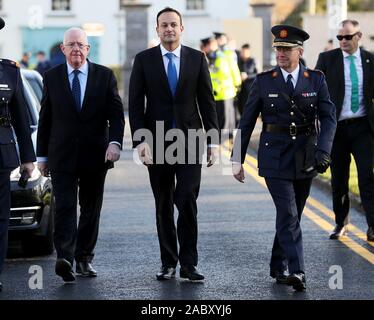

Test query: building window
[0,0,3,11]
[52,0,71,11]
[186,0,205,11]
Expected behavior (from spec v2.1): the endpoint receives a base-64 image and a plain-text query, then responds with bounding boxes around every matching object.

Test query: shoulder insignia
[303,71,309,78]
[258,68,276,77]
[307,68,324,76]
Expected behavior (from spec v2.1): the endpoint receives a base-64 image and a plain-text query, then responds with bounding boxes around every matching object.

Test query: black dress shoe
[55,258,75,282]
[270,270,289,284]
[76,262,97,277]
[287,273,306,291]
[180,265,204,281]
[367,226,374,242]
[156,266,176,280]
[329,225,347,239]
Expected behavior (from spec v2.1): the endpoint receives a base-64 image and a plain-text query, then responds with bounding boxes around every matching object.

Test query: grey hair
[340,19,360,29]
[63,27,89,44]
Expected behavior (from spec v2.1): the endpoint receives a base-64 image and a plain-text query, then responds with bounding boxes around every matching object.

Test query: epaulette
[257,68,277,78]
[0,59,20,68]
[306,68,324,76]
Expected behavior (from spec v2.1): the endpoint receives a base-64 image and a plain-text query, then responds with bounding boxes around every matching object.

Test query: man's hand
[232,162,245,183]
[105,143,121,163]
[137,142,153,166]
[37,161,49,177]
[315,150,331,174]
[20,162,35,178]
[207,146,219,167]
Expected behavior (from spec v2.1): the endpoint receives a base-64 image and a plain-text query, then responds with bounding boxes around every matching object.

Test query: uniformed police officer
[0,17,36,291]
[232,25,337,291]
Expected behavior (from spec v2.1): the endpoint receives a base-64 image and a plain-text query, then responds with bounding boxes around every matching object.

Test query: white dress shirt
[340,48,366,121]
[67,61,89,107]
[160,44,181,78]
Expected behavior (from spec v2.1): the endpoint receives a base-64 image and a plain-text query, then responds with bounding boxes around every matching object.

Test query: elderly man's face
[61,29,90,68]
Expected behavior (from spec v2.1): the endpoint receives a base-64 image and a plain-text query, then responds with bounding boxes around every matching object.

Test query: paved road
[1,127,373,300]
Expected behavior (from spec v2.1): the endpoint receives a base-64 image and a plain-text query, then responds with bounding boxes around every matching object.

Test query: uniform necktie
[72,69,81,112]
[286,74,294,96]
[166,52,178,97]
[348,55,359,113]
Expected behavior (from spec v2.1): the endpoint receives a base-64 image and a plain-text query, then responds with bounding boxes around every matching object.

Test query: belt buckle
[290,122,297,139]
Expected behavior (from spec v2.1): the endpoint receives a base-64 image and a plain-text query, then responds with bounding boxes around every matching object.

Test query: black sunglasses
[336,32,359,41]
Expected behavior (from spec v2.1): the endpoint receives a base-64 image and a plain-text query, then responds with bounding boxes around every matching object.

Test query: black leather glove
[315,150,331,174]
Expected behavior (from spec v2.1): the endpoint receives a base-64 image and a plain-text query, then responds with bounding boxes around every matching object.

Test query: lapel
[335,49,345,96]
[175,45,187,97]
[155,45,174,99]
[61,63,78,113]
[360,48,370,99]
[294,63,310,97]
[80,60,94,114]
[272,66,288,97]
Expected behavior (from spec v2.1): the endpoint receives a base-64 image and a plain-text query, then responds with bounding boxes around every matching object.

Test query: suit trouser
[265,177,313,274]
[148,164,202,268]
[51,170,107,265]
[0,171,11,275]
[330,117,374,227]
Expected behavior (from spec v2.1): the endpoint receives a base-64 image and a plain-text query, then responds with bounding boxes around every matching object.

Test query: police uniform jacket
[233,63,336,179]
[0,59,36,170]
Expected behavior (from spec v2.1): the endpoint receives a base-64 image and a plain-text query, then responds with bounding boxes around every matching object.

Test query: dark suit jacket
[37,61,125,173]
[0,60,35,170]
[232,64,336,179]
[129,45,219,162]
[315,48,374,133]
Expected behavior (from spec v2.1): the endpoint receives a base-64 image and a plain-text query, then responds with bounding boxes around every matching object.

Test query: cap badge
[280,29,288,38]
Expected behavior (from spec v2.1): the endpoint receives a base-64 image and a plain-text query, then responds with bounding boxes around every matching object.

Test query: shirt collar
[160,44,181,58]
[67,60,89,75]
[342,48,361,59]
[280,64,300,82]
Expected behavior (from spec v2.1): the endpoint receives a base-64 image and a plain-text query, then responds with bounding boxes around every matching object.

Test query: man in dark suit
[37,27,125,282]
[0,17,36,292]
[129,7,219,281]
[232,25,336,291]
[315,20,374,242]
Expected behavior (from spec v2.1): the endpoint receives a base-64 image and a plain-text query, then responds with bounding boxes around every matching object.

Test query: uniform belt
[0,117,11,127]
[263,123,315,137]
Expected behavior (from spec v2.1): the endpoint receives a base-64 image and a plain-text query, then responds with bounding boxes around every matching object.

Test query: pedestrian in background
[315,19,374,242]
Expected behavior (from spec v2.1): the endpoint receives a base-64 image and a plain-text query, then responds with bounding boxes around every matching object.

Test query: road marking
[221,144,374,265]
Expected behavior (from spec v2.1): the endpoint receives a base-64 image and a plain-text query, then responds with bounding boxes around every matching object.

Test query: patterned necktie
[286,74,294,96]
[348,55,359,113]
[166,53,178,97]
[72,69,81,112]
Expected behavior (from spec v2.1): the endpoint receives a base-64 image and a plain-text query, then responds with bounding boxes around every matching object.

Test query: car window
[25,76,43,102]
[21,76,39,126]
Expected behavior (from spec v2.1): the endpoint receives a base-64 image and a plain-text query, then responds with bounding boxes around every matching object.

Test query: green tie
[348,55,359,113]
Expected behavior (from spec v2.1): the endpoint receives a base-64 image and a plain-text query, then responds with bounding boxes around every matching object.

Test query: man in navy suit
[129,7,219,281]
[232,25,336,291]
[37,27,124,282]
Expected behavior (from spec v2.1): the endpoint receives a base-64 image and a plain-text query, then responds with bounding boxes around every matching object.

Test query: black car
[8,69,54,256]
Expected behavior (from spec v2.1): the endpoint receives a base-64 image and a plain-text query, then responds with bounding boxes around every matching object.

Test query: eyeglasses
[336,32,359,41]
[64,42,89,50]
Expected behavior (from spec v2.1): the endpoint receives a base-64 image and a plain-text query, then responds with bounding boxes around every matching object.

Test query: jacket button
[271,104,274,107]
[265,142,269,146]
[311,104,314,107]
[290,112,294,116]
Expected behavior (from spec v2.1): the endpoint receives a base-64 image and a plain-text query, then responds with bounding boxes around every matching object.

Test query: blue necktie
[166,53,178,97]
[72,69,81,112]
[286,74,294,96]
